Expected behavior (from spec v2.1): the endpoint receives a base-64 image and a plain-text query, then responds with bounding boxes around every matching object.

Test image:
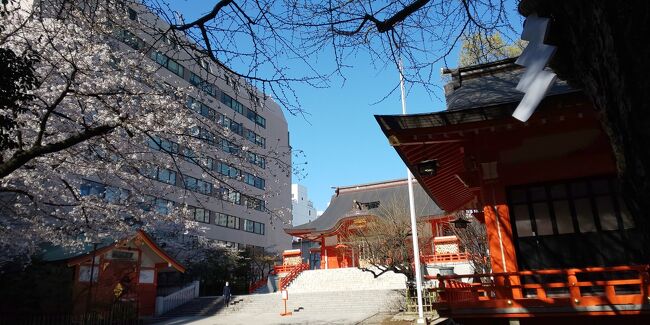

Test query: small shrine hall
[43,230,185,317]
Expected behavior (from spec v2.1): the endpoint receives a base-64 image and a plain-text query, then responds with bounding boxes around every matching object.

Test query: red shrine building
[376,58,650,323]
[46,230,185,317]
[285,179,473,278]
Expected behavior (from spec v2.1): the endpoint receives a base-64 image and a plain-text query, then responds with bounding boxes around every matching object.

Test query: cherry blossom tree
[0,1,292,265]
[345,197,433,281]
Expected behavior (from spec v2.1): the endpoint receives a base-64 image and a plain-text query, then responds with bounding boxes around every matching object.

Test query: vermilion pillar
[484,203,520,298]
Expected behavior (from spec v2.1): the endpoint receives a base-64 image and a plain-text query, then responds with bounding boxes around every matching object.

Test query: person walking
[223,281,232,307]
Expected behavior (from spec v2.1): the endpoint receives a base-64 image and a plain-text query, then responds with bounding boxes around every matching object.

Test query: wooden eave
[375,93,591,212]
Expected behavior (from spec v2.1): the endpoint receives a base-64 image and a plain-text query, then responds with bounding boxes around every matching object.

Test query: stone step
[285,268,406,293]
[212,290,403,316]
[154,269,407,324]
[147,296,248,323]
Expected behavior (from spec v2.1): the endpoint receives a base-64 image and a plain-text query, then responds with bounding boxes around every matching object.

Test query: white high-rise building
[291,184,317,226]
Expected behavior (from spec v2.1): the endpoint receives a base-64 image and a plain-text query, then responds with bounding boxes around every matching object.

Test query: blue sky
[285,57,450,212]
[170,1,524,212]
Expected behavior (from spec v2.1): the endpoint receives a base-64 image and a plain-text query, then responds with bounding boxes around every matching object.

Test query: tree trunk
[519,0,650,259]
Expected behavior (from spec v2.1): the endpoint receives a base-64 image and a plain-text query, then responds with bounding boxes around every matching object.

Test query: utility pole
[399,59,426,324]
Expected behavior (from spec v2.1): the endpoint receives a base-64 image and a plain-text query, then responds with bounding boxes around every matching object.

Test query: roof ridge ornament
[353,200,380,211]
[512,13,557,122]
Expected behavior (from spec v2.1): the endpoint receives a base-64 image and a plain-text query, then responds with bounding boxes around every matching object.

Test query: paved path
[154,311,380,325]
[153,290,403,325]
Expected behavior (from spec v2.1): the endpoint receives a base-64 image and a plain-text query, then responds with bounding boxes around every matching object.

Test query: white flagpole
[399,59,426,324]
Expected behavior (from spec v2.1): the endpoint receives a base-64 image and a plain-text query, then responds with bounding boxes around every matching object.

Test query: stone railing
[154,280,200,316]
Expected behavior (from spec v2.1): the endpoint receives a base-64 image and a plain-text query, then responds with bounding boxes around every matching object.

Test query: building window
[127,7,137,20]
[147,197,173,215]
[241,219,265,235]
[255,114,266,128]
[508,177,634,238]
[220,187,241,205]
[255,222,264,235]
[190,73,218,97]
[227,215,240,229]
[193,207,209,223]
[220,138,240,155]
[243,219,254,232]
[243,195,265,211]
[104,186,130,204]
[242,172,265,189]
[140,165,176,186]
[186,96,217,121]
[216,213,228,227]
[189,127,217,146]
[155,198,172,214]
[156,168,177,185]
[183,148,197,164]
[199,59,210,72]
[140,195,172,214]
[202,156,215,170]
[217,116,243,136]
[183,175,212,195]
[115,29,144,50]
[246,152,266,169]
[166,59,184,77]
[245,129,266,148]
[80,180,106,197]
[150,51,184,78]
[216,161,240,179]
[161,34,178,50]
[147,136,179,154]
[221,93,244,114]
[80,180,130,204]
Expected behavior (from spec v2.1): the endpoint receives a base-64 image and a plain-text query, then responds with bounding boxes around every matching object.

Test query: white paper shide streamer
[513,14,557,122]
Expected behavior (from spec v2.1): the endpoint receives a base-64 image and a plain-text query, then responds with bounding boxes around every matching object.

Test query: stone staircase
[251,275,278,294]
[285,267,407,293]
[147,295,244,324]
[152,268,407,324]
[211,289,404,324]
[236,289,403,314]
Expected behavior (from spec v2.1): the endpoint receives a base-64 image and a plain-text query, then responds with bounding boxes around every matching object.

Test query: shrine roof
[40,230,185,272]
[40,237,116,262]
[443,58,578,111]
[287,179,445,235]
[375,59,588,212]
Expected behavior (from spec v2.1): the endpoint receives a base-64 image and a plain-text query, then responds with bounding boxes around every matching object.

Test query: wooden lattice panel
[283,256,301,266]
[435,243,460,254]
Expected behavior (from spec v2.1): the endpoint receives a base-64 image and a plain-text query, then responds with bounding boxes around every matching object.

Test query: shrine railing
[421,252,469,264]
[425,265,650,317]
[248,277,268,294]
[273,264,300,274]
[278,263,309,291]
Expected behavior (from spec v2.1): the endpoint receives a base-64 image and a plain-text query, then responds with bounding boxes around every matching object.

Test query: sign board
[139,269,155,284]
[78,265,99,282]
[281,290,288,300]
[108,249,138,261]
